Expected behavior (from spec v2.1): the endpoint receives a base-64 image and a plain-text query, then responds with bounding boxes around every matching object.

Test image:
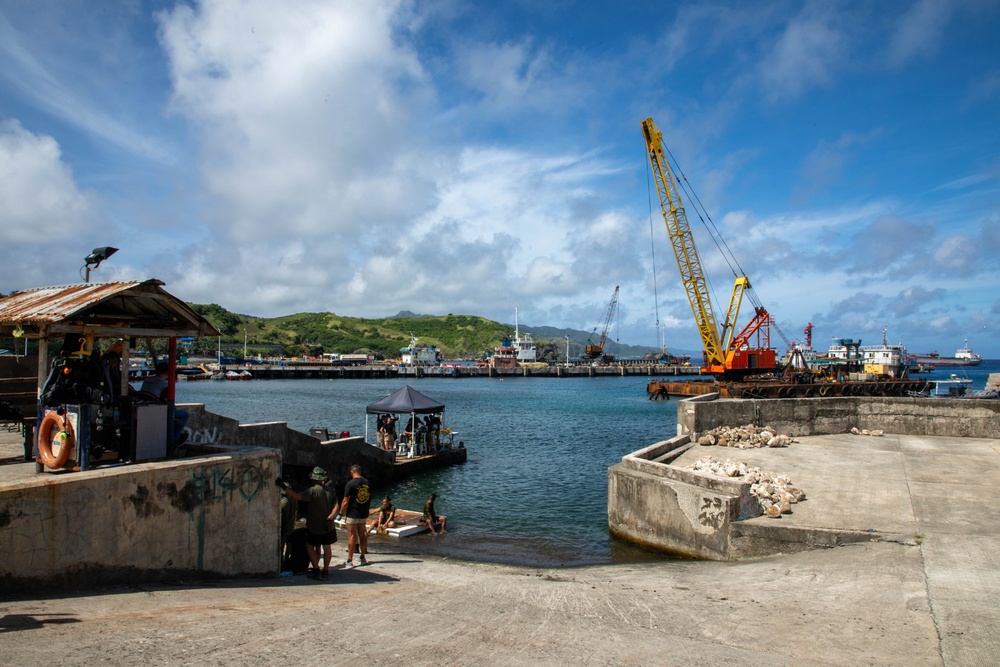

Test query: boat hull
[908,356,980,367]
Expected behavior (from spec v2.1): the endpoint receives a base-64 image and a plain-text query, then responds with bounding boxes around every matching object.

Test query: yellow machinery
[641,118,777,378]
[584,285,619,360]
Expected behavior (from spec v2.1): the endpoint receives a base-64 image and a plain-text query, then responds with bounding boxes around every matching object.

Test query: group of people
[366,492,446,536]
[375,412,444,453]
[278,467,447,579]
[277,464,373,579]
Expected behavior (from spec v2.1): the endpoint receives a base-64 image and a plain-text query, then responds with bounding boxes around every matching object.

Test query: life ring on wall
[38,410,75,468]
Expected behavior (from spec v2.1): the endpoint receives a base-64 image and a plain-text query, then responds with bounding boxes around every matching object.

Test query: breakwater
[205,362,694,380]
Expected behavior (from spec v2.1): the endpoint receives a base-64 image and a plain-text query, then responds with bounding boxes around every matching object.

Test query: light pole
[564,336,570,365]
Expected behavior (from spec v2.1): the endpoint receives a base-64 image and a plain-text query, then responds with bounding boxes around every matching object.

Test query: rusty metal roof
[0,279,220,338]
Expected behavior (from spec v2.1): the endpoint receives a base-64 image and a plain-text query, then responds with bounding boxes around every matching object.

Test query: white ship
[400,333,442,366]
[909,338,982,367]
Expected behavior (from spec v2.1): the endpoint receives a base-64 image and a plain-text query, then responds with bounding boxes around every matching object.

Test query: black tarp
[365,385,445,415]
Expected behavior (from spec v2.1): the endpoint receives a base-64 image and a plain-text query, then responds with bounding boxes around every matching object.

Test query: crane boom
[641,119,725,369]
[585,285,619,359]
[641,117,776,377]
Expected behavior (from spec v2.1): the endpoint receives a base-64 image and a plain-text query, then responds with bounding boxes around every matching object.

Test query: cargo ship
[908,338,981,367]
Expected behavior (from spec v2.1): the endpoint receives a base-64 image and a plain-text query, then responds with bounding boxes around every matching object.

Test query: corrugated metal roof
[0,279,220,337]
[0,281,150,323]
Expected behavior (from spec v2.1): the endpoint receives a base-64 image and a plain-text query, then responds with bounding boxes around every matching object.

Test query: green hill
[185,304,667,361]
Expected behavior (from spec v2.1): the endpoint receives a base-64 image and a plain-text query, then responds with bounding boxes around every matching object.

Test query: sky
[1,0,998,358]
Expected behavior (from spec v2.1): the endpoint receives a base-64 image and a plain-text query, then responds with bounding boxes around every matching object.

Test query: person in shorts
[420,492,446,535]
[337,464,372,567]
[279,467,337,580]
[368,496,396,535]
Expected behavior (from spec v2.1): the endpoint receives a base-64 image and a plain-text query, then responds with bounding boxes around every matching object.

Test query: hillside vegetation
[189,305,526,359]
[186,304,664,361]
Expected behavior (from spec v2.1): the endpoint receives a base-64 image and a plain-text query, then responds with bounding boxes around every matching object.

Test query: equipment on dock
[0,279,220,472]
[641,118,777,379]
[584,286,619,361]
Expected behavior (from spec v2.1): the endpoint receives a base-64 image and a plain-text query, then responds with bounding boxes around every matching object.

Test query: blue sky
[1,0,998,358]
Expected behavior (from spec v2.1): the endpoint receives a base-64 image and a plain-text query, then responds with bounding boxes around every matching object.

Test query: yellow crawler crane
[641,117,777,378]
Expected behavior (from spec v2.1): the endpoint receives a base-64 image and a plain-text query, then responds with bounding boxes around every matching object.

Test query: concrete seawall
[0,445,280,594]
[676,394,1000,440]
[610,395,1000,560]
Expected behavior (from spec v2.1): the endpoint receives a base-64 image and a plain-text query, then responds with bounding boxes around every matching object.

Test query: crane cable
[645,159,661,348]
[658,139,792,346]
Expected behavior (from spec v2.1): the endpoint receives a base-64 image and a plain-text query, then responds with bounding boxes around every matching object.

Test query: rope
[646,157,661,347]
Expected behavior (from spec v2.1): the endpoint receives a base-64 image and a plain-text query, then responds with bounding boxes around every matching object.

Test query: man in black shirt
[338,464,371,567]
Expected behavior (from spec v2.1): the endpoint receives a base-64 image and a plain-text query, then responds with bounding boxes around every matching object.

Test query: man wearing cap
[278,467,337,580]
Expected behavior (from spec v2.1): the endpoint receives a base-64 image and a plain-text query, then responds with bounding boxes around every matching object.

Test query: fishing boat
[860,327,909,378]
[930,374,974,397]
[488,308,536,368]
[908,338,982,367]
[399,333,442,367]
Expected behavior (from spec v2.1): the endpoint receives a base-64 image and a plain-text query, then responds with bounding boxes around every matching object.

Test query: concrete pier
[2,397,998,662]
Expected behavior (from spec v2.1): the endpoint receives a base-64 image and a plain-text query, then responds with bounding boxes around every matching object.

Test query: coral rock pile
[686,455,806,519]
[696,423,795,449]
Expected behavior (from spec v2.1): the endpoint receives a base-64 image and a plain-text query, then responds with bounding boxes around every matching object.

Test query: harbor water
[177,375,682,567]
[176,361,999,567]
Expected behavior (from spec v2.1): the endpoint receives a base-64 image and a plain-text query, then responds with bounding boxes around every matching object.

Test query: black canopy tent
[364,385,445,447]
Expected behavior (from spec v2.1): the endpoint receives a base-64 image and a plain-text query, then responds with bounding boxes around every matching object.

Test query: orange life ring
[38,410,75,468]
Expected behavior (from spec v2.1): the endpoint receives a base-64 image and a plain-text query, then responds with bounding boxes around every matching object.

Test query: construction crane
[585,285,619,360]
[641,117,777,378]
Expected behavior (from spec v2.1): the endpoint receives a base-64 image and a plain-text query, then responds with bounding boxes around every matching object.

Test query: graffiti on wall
[190,464,264,504]
[698,496,725,529]
[183,426,223,445]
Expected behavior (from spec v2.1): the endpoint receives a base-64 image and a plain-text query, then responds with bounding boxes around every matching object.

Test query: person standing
[376,415,387,449]
[338,464,372,567]
[279,467,337,580]
[277,476,298,567]
[384,414,397,450]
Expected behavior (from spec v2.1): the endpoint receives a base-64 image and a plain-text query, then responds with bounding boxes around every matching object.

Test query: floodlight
[82,246,119,282]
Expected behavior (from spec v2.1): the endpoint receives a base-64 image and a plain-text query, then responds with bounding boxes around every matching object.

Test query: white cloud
[886,0,955,67]
[757,7,845,102]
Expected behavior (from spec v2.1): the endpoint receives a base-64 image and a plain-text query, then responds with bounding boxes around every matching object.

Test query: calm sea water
[176,361,999,567]
[176,375,682,567]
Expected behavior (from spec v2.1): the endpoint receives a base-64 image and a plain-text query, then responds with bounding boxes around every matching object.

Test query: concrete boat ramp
[2,401,999,663]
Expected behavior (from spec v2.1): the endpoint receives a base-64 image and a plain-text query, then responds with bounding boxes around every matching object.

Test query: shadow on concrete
[0,613,82,633]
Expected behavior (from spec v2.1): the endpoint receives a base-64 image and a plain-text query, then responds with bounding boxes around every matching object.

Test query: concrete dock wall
[0,446,280,593]
[677,395,1000,440]
[182,404,395,485]
[607,435,764,559]
[611,395,1000,560]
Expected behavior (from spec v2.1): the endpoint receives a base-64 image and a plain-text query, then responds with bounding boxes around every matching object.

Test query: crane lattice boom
[585,285,619,359]
[641,117,776,377]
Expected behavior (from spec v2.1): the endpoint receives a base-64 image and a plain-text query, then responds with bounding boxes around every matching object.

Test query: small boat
[930,374,974,397]
[334,508,444,537]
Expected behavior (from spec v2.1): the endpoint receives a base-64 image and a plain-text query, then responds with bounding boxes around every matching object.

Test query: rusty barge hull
[646,378,931,400]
